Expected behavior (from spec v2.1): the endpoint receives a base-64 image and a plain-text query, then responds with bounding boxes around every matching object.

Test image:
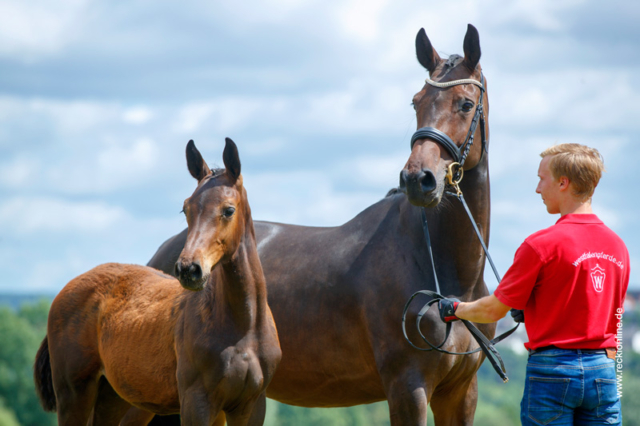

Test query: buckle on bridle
[446,162,463,196]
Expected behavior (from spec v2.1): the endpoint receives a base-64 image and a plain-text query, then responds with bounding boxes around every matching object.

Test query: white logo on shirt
[591,264,606,293]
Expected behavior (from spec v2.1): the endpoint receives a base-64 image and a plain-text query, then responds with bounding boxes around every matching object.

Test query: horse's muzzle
[175,260,207,291]
[399,169,442,207]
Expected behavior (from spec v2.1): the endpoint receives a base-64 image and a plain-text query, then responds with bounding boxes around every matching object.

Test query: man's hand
[510,309,525,323]
[438,298,461,323]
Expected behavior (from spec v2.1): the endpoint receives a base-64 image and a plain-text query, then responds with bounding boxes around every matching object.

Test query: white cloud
[0,0,88,61]
[0,196,127,234]
[336,0,389,42]
[483,0,584,32]
[123,106,154,125]
[0,157,38,189]
[243,169,382,226]
[348,151,407,189]
[97,137,159,180]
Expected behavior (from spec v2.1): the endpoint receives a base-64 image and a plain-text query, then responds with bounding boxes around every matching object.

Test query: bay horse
[146,24,492,425]
[33,138,282,426]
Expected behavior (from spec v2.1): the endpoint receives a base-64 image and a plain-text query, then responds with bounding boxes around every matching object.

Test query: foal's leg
[246,392,266,426]
[89,378,136,426]
[119,407,156,426]
[212,412,227,426]
[224,405,256,426]
[180,388,223,426]
[224,393,265,426]
[430,375,477,426]
[54,374,101,426]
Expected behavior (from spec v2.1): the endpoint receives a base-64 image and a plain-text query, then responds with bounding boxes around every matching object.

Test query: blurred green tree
[0,302,55,426]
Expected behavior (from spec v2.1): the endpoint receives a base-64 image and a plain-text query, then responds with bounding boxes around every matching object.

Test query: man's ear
[558,176,570,190]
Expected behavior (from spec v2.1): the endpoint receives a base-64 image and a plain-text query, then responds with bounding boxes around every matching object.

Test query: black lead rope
[401,193,520,383]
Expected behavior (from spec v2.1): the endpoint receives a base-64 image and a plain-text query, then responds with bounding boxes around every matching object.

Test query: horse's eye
[411,102,417,111]
[223,207,236,218]
[461,101,474,112]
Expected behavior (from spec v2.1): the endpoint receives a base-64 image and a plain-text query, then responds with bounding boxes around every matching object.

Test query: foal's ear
[186,140,211,182]
[415,28,441,74]
[462,24,481,73]
[222,137,241,181]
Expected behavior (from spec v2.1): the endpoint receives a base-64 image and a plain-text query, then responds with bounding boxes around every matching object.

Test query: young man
[438,143,629,425]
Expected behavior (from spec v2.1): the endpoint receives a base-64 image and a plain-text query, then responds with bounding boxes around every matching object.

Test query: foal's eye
[411,101,417,111]
[222,207,236,218]
[461,101,474,112]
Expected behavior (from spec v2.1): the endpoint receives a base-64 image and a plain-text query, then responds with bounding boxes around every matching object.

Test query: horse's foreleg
[430,375,478,426]
[384,373,433,426]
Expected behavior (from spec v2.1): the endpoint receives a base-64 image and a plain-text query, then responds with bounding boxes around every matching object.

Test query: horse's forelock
[445,54,463,68]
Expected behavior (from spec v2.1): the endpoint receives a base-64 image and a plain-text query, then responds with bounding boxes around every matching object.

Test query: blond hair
[540,143,605,201]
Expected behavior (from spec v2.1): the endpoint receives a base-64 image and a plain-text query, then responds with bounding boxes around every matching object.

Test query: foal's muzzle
[175,260,207,291]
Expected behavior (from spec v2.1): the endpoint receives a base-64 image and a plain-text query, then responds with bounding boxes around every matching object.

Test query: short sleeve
[494,241,544,310]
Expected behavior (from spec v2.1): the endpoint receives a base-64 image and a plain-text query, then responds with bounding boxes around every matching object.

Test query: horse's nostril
[174,262,182,277]
[188,262,203,281]
[420,170,436,193]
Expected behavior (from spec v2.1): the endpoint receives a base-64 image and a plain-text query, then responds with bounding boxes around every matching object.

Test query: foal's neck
[214,225,269,330]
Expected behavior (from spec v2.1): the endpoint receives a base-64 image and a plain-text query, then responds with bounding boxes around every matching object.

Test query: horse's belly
[264,304,386,406]
[267,358,386,407]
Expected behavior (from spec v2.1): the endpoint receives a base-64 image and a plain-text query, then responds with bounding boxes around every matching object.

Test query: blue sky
[0,0,637,293]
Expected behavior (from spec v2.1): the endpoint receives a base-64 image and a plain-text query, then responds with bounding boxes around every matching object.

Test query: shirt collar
[555,213,602,225]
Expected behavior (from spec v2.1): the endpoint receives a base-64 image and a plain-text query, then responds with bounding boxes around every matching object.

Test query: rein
[402,73,518,383]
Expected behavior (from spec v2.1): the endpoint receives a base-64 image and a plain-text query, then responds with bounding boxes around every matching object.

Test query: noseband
[410,74,488,176]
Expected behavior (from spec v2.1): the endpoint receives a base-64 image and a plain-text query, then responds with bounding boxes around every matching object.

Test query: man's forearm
[455,294,510,323]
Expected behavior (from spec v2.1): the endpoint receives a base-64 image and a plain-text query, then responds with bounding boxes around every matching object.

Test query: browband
[424,78,485,90]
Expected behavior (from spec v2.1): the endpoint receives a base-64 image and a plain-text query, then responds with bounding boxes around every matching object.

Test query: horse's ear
[186,140,211,182]
[223,137,241,181]
[415,28,440,74]
[462,24,481,72]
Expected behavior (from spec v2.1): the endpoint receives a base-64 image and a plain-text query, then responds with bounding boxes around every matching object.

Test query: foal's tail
[34,336,57,412]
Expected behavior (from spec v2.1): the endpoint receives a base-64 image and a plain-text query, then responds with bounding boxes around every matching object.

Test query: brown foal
[34,138,281,426]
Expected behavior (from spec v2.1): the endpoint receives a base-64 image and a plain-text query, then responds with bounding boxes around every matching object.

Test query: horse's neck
[426,162,490,299]
[212,230,269,330]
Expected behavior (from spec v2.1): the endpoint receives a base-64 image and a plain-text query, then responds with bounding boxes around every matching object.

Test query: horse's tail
[33,336,56,412]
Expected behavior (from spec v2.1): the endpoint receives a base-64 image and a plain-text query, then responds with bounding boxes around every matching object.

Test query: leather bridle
[410,73,488,182]
[402,73,519,383]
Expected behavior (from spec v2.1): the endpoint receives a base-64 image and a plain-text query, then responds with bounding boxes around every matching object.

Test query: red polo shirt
[494,214,629,350]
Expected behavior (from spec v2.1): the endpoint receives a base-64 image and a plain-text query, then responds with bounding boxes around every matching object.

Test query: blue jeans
[521,349,621,425]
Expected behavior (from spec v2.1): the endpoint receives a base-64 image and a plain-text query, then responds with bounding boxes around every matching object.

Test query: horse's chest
[204,345,266,401]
